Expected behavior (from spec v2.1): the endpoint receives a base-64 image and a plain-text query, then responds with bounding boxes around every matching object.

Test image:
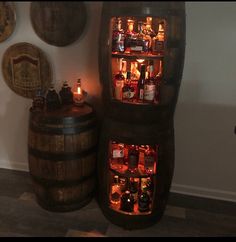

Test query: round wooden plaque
[2,42,52,99]
[0,2,16,43]
[30,2,87,47]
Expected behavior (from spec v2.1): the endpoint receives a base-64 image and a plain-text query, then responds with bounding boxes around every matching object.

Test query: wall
[0,2,235,202]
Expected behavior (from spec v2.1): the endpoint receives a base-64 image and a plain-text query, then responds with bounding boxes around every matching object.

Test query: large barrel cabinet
[28,104,98,212]
[97,2,186,229]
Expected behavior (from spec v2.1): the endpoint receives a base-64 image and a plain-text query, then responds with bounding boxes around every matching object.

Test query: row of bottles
[110,175,154,213]
[112,17,165,55]
[113,58,162,104]
[31,79,82,111]
[110,141,157,175]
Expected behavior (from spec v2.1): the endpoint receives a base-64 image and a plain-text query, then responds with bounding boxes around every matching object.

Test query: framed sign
[2,42,52,99]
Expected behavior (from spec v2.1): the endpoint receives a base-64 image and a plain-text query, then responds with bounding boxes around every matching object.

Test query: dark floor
[0,168,235,237]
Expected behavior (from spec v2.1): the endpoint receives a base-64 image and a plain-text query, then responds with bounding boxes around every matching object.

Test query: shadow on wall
[0,92,31,170]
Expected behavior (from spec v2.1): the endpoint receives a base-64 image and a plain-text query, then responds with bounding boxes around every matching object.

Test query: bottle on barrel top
[59,81,74,105]
[32,89,45,111]
[114,59,125,101]
[144,61,156,103]
[110,175,122,205]
[112,17,125,53]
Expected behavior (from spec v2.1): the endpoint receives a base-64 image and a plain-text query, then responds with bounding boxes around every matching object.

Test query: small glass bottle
[144,61,156,103]
[124,19,137,54]
[120,190,135,212]
[152,21,165,55]
[114,59,125,101]
[127,145,139,173]
[110,175,122,205]
[110,141,124,171]
[59,81,74,105]
[45,85,61,111]
[32,89,45,111]
[112,17,125,53]
[144,145,156,174]
[138,185,151,212]
[137,64,146,102]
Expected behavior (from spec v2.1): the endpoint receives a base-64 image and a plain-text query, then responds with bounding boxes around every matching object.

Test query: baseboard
[0,160,29,172]
[171,183,236,203]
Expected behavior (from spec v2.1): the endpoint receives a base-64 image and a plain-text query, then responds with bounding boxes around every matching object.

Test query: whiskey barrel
[28,104,98,212]
[97,118,175,229]
[99,2,186,125]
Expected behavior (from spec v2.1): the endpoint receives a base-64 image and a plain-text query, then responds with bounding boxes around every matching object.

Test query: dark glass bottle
[32,89,45,111]
[127,145,139,173]
[120,190,134,212]
[112,17,125,53]
[137,64,146,102]
[144,61,156,103]
[138,185,151,212]
[129,177,139,203]
[45,86,61,111]
[59,81,74,105]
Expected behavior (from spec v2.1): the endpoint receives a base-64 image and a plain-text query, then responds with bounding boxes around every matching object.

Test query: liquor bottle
[130,21,149,54]
[59,81,74,105]
[120,190,134,212]
[137,64,146,102]
[110,141,124,171]
[32,89,45,112]
[129,177,139,203]
[144,145,156,174]
[127,145,139,173]
[155,60,163,103]
[110,175,122,205]
[124,19,137,54]
[152,21,165,55]
[145,17,156,38]
[138,185,151,212]
[119,176,127,193]
[121,60,127,79]
[122,71,135,102]
[112,17,125,53]
[114,59,125,101]
[45,85,61,111]
[144,61,156,103]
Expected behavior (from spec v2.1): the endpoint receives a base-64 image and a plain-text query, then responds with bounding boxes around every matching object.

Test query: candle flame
[77,86,81,95]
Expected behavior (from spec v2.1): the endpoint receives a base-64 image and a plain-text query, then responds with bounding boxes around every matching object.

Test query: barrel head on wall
[1,42,52,99]
[30,2,87,47]
[0,2,16,43]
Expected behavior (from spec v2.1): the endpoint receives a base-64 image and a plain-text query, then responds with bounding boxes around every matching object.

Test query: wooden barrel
[28,104,98,212]
[97,118,175,229]
[99,2,186,125]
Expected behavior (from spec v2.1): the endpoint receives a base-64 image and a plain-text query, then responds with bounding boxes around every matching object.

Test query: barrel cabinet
[97,2,186,229]
[28,104,98,212]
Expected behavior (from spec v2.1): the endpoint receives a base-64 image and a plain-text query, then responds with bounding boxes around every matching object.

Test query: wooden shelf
[109,202,152,216]
[112,52,164,60]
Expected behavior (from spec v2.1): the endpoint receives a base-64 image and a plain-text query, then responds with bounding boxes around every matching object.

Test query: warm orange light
[77,86,81,95]
[136,59,145,63]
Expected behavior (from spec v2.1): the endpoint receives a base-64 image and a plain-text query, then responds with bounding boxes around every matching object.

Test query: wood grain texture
[30,2,87,47]
[28,104,98,212]
[0,2,16,43]
[1,42,52,99]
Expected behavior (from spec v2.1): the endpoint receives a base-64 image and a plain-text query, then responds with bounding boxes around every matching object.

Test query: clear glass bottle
[112,17,125,53]
[152,21,165,55]
[144,61,156,103]
[127,145,139,173]
[124,19,137,54]
[110,175,122,205]
[110,141,124,171]
[114,59,125,101]
[144,145,156,174]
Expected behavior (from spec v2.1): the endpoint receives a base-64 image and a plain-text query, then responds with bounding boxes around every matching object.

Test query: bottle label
[144,84,155,101]
[139,89,144,100]
[113,149,124,158]
[130,46,143,52]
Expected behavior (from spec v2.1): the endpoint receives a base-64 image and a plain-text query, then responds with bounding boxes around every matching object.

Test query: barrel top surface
[30,104,94,120]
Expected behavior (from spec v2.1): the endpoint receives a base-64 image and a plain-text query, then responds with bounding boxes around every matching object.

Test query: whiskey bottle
[110,141,124,171]
[137,64,146,102]
[122,71,135,102]
[130,21,149,54]
[110,175,122,205]
[138,185,151,212]
[120,190,134,212]
[145,17,156,38]
[127,145,139,173]
[144,145,156,174]
[124,19,137,54]
[144,61,156,103]
[152,21,165,55]
[129,177,139,203]
[114,59,125,101]
[112,17,125,53]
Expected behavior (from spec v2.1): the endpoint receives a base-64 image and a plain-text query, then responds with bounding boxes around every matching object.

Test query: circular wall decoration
[30,2,87,47]
[2,42,52,99]
[0,2,16,43]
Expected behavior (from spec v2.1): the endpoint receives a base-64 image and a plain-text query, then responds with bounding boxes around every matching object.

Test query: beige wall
[0,2,235,202]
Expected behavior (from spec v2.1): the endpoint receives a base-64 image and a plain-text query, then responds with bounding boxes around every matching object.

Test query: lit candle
[73,78,84,106]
